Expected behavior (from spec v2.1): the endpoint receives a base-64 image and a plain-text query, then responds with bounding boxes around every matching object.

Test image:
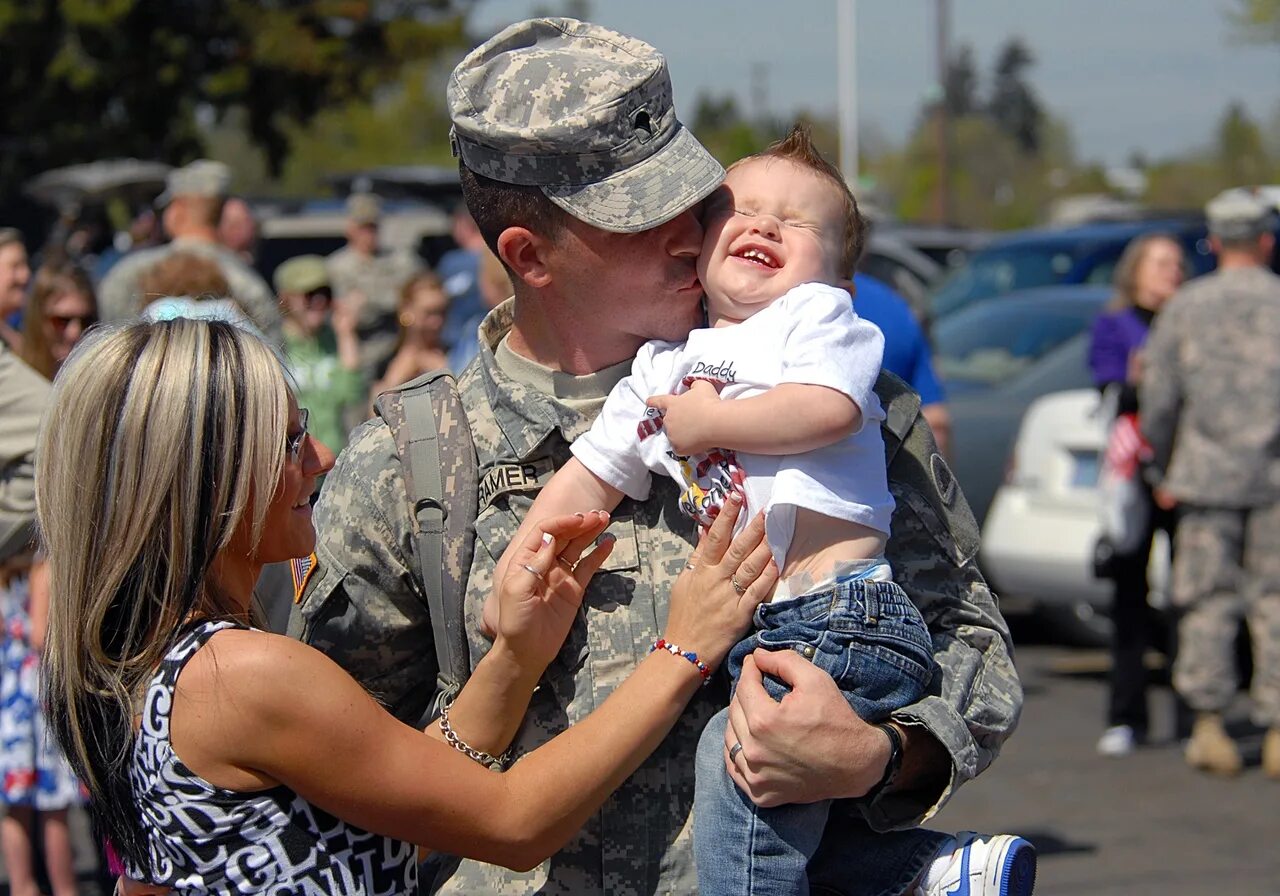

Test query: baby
[491,126,1033,896]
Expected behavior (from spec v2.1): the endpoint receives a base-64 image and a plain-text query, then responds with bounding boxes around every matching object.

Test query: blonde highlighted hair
[36,317,289,866]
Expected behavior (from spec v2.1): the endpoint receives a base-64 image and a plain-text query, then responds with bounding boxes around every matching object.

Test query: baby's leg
[694,707,829,896]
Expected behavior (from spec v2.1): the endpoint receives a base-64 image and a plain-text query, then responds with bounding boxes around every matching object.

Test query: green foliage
[1229,0,1280,42]
[0,0,474,203]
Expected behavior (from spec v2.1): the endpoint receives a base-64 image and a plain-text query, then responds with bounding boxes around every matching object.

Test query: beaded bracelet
[438,695,512,767]
[650,638,712,686]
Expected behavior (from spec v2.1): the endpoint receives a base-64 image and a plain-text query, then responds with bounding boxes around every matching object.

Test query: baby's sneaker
[916,831,1036,896]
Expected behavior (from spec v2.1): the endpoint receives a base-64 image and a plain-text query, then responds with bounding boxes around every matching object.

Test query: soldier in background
[1141,191,1280,779]
[293,18,1022,895]
[97,161,281,341]
[326,193,421,379]
[0,342,48,564]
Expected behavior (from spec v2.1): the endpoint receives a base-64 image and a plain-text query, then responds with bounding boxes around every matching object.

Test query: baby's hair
[729,125,867,276]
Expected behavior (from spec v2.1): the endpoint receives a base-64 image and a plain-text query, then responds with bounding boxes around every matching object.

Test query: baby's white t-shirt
[572,282,893,575]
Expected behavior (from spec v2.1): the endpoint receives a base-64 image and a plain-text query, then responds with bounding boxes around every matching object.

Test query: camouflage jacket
[0,345,49,563]
[1141,265,1280,507]
[292,302,1021,894]
[97,238,282,342]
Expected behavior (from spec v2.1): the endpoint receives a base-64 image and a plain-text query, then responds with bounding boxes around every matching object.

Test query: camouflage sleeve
[0,347,49,563]
[864,406,1021,831]
[1136,300,1183,482]
[286,417,439,726]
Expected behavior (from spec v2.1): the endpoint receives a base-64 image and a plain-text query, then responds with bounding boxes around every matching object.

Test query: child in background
[490,126,1035,896]
[0,555,81,896]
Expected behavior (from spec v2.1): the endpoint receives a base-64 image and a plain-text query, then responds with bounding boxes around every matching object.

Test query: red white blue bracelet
[651,638,712,686]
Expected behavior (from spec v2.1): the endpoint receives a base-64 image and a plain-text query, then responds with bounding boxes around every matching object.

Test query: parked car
[876,222,992,269]
[980,389,1171,645]
[858,231,942,322]
[935,285,1110,527]
[928,218,1215,320]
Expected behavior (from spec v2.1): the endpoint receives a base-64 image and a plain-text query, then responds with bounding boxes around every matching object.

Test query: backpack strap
[374,370,479,722]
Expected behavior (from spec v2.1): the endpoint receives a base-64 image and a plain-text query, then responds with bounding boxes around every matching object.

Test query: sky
[470,0,1280,168]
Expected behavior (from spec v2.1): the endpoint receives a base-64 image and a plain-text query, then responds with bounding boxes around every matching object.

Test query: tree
[1229,0,1280,42]
[0,0,475,202]
[986,38,1044,155]
[1217,102,1271,185]
[943,44,979,118]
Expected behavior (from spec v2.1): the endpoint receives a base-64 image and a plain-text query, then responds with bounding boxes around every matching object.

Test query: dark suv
[928,218,1216,319]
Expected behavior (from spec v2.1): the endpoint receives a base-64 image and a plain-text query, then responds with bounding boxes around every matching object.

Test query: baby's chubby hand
[646,379,723,456]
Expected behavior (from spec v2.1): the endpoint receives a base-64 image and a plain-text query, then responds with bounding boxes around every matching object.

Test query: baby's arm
[647,380,860,457]
[485,459,625,635]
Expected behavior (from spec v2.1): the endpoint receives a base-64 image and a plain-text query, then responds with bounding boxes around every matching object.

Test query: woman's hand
[492,512,615,673]
[662,492,777,672]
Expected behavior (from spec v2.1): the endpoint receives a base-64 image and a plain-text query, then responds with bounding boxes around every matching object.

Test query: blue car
[929,219,1216,319]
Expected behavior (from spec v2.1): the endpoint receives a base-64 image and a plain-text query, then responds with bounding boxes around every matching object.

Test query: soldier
[1141,191,1280,779]
[0,341,48,564]
[97,161,281,341]
[326,192,422,378]
[291,17,1024,895]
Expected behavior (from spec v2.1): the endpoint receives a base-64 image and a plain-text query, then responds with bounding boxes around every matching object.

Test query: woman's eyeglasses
[46,314,97,335]
[285,408,310,464]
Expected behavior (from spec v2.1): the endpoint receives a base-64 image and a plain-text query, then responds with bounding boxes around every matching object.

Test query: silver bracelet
[438,695,511,767]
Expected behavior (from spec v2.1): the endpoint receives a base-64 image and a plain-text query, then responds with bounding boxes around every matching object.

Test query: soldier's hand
[724,649,890,806]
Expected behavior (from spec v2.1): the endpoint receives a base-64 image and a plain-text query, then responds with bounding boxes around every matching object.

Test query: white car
[981,389,1168,645]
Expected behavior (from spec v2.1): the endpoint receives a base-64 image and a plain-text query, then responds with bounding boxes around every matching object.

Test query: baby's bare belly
[774,507,887,600]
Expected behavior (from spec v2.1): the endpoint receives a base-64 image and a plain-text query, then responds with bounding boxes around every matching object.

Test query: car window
[930,247,1077,318]
[933,299,1101,387]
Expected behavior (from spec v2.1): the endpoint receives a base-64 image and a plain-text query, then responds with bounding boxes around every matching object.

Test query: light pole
[837,0,858,186]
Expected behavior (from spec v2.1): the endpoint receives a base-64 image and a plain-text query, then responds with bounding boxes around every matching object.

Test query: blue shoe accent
[1000,837,1037,896]
[944,843,972,896]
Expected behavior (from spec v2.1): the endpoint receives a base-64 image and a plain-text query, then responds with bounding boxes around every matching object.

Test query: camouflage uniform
[325,245,421,376]
[293,301,1022,894]
[98,237,282,342]
[0,344,48,563]
[1141,264,1280,726]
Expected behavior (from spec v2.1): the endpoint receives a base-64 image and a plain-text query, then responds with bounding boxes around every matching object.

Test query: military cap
[346,192,382,225]
[447,17,724,234]
[156,160,231,206]
[1205,190,1275,241]
[273,255,330,295]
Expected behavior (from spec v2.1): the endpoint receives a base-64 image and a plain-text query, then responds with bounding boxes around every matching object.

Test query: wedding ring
[731,576,746,595]
[729,741,744,762]
[521,563,545,583]
[556,555,576,572]
[684,563,697,572]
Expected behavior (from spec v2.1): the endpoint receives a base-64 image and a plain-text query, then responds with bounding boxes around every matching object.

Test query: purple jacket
[1088,306,1153,388]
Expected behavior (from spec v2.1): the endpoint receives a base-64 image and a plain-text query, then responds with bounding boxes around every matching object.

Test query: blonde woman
[1087,233,1186,757]
[37,317,774,893]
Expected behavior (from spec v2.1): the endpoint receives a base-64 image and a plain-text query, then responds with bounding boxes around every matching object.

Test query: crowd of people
[3,10,1271,894]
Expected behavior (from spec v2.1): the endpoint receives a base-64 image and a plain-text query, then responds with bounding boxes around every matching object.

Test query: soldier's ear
[497,226,551,290]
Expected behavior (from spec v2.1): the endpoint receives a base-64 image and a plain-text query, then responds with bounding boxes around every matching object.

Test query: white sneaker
[1096,724,1137,757]
[917,831,1037,896]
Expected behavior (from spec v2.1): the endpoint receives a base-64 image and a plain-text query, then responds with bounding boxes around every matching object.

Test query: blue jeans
[694,572,939,896]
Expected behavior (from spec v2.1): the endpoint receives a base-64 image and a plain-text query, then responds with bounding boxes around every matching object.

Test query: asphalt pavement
[4,625,1278,894]
[932,621,1279,896]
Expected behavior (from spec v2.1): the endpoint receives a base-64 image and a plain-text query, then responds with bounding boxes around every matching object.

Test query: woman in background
[371,270,450,401]
[20,261,98,380]
[1087,233,1186,757]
